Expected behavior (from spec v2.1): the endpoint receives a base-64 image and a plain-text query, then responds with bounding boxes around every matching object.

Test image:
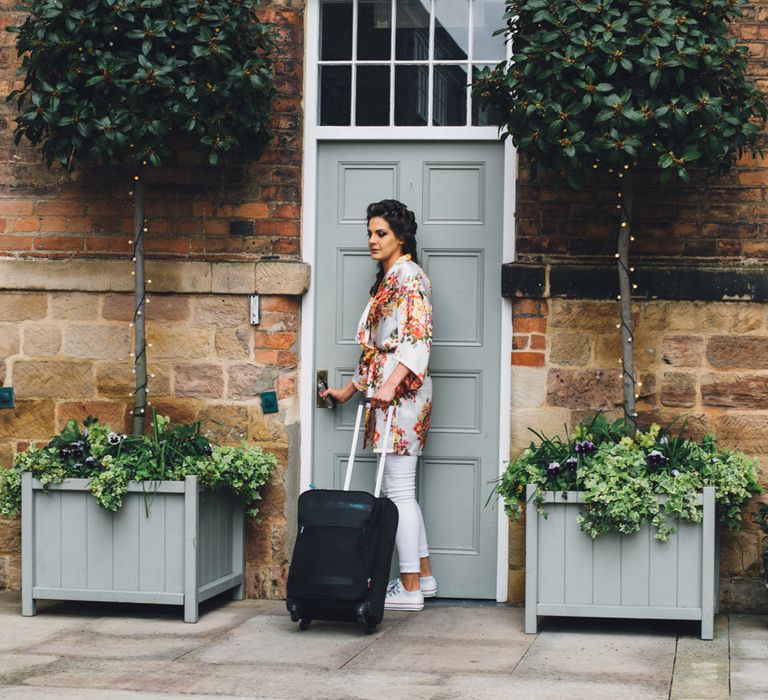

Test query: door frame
[298,0,515,602]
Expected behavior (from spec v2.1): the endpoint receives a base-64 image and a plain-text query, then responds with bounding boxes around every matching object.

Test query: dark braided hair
[366,199,419,296]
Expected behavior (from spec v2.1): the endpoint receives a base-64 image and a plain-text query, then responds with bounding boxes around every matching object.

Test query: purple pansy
[547,461,561,475]
[647,449,667,467]
[574,440,596,456]
[564,455,578,470]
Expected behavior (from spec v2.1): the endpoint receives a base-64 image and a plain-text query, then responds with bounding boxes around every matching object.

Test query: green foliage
[0,415,277,516]
[6,0,276,168]
[473,0,767,184]
[496,413,762,540]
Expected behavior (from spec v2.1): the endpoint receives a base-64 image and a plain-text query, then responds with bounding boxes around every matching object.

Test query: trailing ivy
[473,0,767,184]
[496,413,762,540]
[6,0,276,168]
[0,416,277,517]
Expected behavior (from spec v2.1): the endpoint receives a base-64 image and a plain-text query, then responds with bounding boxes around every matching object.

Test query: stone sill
[0,258,311,296]
[502,262,768,302]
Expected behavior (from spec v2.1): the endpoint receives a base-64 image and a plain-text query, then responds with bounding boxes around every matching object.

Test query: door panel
[314,141,503,598]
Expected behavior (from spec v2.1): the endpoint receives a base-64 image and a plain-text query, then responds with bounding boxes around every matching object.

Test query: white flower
[107,432,123,445]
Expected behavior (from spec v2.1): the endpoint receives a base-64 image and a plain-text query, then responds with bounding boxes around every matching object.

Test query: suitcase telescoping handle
[343,398,394,498]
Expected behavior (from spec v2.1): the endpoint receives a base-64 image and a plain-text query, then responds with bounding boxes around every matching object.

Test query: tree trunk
[132,177,148,435]
[617,171,636,434]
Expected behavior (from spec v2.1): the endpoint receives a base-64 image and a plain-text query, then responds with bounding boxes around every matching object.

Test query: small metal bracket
[249,295,260,325]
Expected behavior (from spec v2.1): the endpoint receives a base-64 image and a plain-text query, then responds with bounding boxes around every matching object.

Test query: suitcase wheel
[299,619,312,631]
[286,600,301,623]
[364,622,378,635]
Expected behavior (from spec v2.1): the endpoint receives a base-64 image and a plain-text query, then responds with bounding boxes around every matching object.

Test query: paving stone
[669,616,729,699]
[0,653,59,684]
[0,687,239,700]
[26,629,207,660]
[186,611,406,670]
[445,673,670,700]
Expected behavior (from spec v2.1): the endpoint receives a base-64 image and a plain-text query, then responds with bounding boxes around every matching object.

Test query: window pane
[320,0,353,60]
[320,65,352,125]
[356,65,391,125]
[395,0,430,60]
[472,1,506,60]
[358,0,392,60]
[433,64,467,125]
[434,0,469,60]
[472,65,504,125]
[395,65,429,125]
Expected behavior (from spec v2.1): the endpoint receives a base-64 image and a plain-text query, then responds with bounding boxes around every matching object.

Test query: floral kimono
[352,255,433,455]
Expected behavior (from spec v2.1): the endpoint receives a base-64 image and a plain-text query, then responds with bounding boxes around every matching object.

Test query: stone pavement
[0,591,765,699]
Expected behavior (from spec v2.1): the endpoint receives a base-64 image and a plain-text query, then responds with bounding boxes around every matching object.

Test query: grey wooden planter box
[21,473,244,623]
[525,484,718,640]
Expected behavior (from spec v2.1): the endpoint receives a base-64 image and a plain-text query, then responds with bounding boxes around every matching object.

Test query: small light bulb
[617,193,622,197]
[128,191,134,196]
[131,271,135,276]
[630,267,635,272]
[137,310,142,316]
[637,381,643,387]
[151,373,156,378]
[628,337,633,343]
[616,204,621,209]
[147,279,152,284]
[128,240,133,244]
[145,298,150,303]
[133,175,139,181]
[630,235,635,241]
[617,295,622,300]
[132,257,137,262]
[621,222,627,227]
[132,369,136,374]
[624,164,629,170]
[608,168,614,173]
[129,322,134,327]
[616,323,621,329]
[615,253,620,258]
[143,227,148,232]
[618,173,624,178]
[148,343,153,348]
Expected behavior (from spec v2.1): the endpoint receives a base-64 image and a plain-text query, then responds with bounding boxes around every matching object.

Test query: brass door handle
[316,369,335,409]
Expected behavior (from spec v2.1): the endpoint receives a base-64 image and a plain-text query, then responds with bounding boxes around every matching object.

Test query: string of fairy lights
[127,169,154,419]
[609,163,640,424]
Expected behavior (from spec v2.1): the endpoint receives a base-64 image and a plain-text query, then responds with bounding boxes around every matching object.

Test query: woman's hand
[370,383,396,410]
[371,363,411,409]
[321,381,357,405]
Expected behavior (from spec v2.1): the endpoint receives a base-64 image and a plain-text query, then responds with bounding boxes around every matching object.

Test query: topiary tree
[7,0,275,434]
[474,0,766,431]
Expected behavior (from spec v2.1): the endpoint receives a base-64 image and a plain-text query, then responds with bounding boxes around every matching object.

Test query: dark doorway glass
[320,65,352,125]
[434,0,469,60]
[358,0,392,60]
[320,1,353,60]
[433,64,467,125]
[356,65,391,125]
[395,0,430,60]
[395,65,429,125]
[472,65,505,125]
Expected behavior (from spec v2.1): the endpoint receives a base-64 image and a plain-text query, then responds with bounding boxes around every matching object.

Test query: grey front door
[313,141,503,598]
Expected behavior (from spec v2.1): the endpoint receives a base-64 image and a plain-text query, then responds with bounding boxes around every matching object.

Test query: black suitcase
[286,401,398,634]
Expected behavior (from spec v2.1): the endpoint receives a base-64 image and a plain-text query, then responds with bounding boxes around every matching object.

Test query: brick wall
[0,289,299,595]
[508,297,768,612]
[515,2,768,264]
[0,1,304,261]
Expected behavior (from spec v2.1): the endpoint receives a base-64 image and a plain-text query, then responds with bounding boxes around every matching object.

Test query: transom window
[318,0,507,127]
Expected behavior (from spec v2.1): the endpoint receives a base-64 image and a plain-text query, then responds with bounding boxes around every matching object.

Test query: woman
[321,199,436,612]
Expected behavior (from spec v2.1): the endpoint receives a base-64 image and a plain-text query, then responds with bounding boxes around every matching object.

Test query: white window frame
[299,0,515,603]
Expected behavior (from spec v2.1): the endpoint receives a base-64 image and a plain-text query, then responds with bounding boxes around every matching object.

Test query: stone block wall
[0,281,301,597]
[0,0,306,597]
[508,297,768,612]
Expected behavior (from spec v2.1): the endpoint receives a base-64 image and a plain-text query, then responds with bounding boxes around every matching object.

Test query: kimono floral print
[353,254,433,456]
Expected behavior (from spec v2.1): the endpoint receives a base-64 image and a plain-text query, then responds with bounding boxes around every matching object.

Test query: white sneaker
[384,579,424,611]
[420,575,437,598]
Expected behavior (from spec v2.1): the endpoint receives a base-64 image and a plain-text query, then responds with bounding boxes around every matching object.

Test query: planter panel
[525,486,718,639]
[22,474,244,622]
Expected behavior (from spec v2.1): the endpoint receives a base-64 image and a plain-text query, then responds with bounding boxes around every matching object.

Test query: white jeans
[381,454,429,573]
